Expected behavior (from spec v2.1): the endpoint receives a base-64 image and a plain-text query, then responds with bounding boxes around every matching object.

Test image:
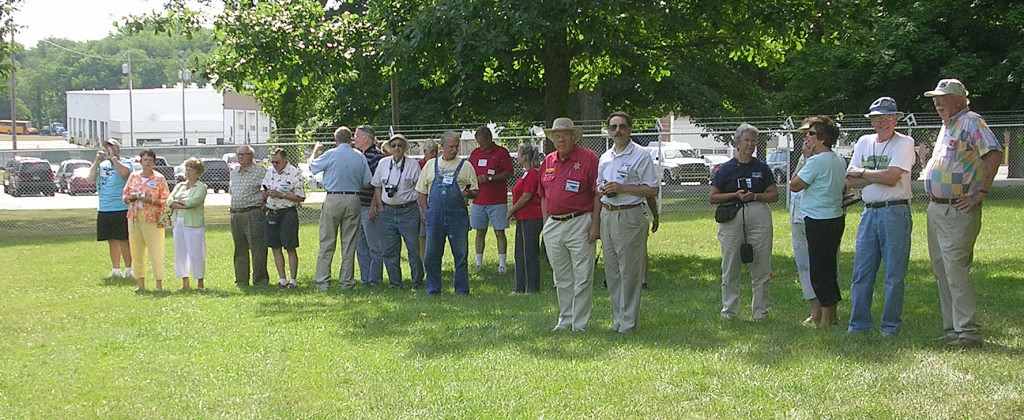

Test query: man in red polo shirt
[538,117,601,333]
[469,126,515,274]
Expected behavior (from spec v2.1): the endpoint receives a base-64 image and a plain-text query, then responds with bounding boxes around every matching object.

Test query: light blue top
[797,150,847,220]
[97,157,132,212]
[309,143,372,193]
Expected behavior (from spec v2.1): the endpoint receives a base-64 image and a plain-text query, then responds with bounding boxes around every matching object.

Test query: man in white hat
[86,138,134,278]
[922,78,1003,349]
[538,117,601,332]
[372,133,424,289]
[845,97,916,336]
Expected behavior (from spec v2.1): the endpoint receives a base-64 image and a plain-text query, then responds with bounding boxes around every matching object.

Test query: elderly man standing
[417,132,479,295]
[311,126,372,291]
[86,138,133,279]
[263,147,306,289]
[539,117,600,332]
[469,126,515,274]
[922,79,1003,349]
[372,134,424,289]
[845,97,916,336]
[354,125,386,287]
[229,145,270,286]
[597,112,659,333]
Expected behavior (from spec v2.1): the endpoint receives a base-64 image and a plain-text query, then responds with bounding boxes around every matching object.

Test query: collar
[945,107,971,126]
[274,163,294,175]
[556,146,577,161]
[611,141,636,157]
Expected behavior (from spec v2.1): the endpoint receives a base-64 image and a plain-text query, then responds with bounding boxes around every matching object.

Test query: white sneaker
[109,269,122,278]
[497,265,507,274]
[124,268,134,278]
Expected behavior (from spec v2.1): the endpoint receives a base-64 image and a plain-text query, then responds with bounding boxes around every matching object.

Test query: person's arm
[755,184,780,203]
[709,186,743,204]
[588,193,601,243]
[957,150,1003,212]
[507,192,534,219]
[111,157,130,179]
[540,198,548,223]
[86,151,103,182]
[790,176,808,192]
[418,192,428,217]
[847,166,903,188]
[181,183,208,208]
[601,182,658,198]
[646,196,659,233]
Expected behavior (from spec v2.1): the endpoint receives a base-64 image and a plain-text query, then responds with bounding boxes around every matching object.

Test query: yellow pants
[129,218,166,281]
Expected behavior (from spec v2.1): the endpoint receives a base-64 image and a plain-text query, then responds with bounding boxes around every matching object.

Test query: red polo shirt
[537,146,599,215]
[469,145,513,205]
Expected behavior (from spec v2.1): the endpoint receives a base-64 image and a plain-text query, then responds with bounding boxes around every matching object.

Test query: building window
[198,138,207,144]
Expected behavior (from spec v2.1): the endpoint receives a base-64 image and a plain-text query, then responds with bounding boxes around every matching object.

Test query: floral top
[122,171,170,223]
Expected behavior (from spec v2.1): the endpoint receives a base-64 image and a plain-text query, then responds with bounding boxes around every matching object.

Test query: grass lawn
[2,202,1023,418]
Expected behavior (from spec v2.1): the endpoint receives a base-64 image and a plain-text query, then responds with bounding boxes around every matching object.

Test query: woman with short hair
[168,157,208,291]
[122,149,171,292]
[507,143,544,293]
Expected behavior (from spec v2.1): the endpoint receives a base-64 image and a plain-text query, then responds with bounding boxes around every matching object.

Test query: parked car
[223,152,240,171]
[66,166,97,195]
[703,154,731,179]
[56,159,92,193]
[129,155,176,188]
[298,162,324,190]
[766,149,791,183]
[200,158,231,192]
[644,147,683,184]
[4,157,55,196]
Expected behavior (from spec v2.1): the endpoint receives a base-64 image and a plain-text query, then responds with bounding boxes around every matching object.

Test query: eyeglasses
[806,131,818,137]
[390,143,407,148]
[238,152,254,156]
[608,124,630,131]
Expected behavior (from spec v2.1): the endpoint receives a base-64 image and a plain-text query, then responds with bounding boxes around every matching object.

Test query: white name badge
[477,159,488,167]
[565,179,581,193]
[442,175,455,186]
[146,180,157,188]
[487,169,496,175]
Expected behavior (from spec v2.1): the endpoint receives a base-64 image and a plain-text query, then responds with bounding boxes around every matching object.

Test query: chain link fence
[3,114,1024,239]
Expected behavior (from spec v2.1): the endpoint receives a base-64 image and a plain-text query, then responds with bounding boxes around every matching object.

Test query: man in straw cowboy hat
[922,78,1002,349]
[538,117,601,332]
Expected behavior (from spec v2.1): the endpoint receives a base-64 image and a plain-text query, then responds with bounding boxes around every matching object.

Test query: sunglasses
[806,131,818,136]
[270,160,283,164]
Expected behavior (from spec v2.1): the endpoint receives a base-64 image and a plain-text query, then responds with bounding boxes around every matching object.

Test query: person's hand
[369,204,379,220]
[506,208,516,221]
[955,193,985,213]
[311,142,323,158]
[802,140,813,158]
[737,189,755,202]
[587,223,600,243]
[95,150,106,162]
[602,182,622,194]
[478,174,490,183]
[651,215,659,233]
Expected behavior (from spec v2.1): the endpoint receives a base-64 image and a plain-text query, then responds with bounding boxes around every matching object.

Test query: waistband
[930,197,956,204]
[383,201,417,209]
[230,205,263,214]
[550,211,587,221]
[601,202,641,211]
[327,191,358,195]
[267,206,298,213]
[865,199,909,209]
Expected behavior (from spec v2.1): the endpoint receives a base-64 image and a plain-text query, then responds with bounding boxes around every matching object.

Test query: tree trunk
[540,25,571,153]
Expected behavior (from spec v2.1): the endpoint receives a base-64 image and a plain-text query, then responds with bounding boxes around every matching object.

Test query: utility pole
[179,51,189,146]
[9,27,16,150]
[122,52,135,146]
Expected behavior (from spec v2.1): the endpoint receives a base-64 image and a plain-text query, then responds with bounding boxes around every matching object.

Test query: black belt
[383,202,416,209]
[550,211,587,221]
[930,197,956,204]
[230,206,263,214]
[602,203,641,211]
[327,191,358,195]
[865,199,909,209]
[268,206,297,214]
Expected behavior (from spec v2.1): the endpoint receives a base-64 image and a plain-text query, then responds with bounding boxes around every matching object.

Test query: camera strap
[385,157,407,186]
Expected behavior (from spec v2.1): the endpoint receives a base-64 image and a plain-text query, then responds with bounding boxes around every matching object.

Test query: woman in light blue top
[790,115,847,327]
[168,157,208,291]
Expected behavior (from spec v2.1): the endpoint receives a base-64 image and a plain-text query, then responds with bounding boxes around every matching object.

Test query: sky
[14,0,191,48]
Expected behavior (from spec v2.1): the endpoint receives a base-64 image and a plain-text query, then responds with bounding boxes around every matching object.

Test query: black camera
[385,184,398,198]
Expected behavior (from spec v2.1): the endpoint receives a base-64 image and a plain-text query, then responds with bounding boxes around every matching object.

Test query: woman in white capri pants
[168,157,208,291]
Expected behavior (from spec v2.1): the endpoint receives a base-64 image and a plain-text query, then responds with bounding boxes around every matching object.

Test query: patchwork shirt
[924,109,1001,199]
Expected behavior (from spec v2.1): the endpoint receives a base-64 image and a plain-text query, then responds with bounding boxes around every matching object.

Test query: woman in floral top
[122,149,170,292]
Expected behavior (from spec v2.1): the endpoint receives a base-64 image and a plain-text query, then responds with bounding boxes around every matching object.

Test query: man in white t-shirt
[845,97,915,336]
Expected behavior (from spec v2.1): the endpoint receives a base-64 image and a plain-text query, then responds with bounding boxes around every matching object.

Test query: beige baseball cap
[924,78,969,98]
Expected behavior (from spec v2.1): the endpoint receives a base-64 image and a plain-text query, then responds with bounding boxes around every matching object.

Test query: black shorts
[266,207,300,250]
[97,210,129,241]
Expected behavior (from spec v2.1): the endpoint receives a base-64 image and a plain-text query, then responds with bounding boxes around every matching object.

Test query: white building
[66,85,274,147]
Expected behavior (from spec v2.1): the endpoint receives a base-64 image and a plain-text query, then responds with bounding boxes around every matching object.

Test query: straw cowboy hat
[543,117,583,141]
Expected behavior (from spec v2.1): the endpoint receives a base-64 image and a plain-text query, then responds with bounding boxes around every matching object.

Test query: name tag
[442,175,455,186]
[543,167,555,181]
[616,164,630,180]
[477,159,488,167]
[146,180,157,188]
[565,179,580,193]
[487,169,495,175]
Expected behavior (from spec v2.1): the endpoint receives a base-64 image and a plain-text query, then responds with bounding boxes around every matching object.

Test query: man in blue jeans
[371,134,425,288]
[845,97,916,336]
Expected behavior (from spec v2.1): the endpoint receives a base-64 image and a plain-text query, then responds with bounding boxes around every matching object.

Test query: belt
[327,191,358,195]
[550,211,587,221]
[602,203,641,211]
[865,199,909,209]
[230,205,263,214]
[383,201,416,209]
[267,206,297,213]
[930,197,956,204]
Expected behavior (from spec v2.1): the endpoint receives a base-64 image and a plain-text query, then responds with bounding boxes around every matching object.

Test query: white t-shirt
[371,156,422,205]
[849,132,915,203]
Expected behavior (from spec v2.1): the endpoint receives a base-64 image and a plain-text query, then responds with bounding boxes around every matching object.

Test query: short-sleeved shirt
[416,157,478,194]
[230,163,269,209]
[796,150,847,220]
[924,108,1002,199]
[97,157,132,212]
[310,143,372,193]
[597,141,659,206]
[512,168,542,220]
[712,157,776,203]
[469,145,514,205]
[849,132,915,203]
[359,145,385,206]
[537,146,599,215]
[262,163,306,210]
[372,156,422,205]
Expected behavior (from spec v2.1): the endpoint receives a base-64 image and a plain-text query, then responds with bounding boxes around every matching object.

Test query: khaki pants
[128,218,165,281]
[718,202,772,319]
[543,213,596,331]
[315,194,362,289]
[927,202,983,340]
[601,206,648,333]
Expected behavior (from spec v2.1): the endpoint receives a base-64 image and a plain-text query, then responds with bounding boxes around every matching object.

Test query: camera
[737,178,751,190]
[385,184,398,198]
[133,192,146,199]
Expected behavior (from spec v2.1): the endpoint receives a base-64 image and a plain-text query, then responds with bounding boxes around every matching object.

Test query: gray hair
[518,143,541,169]
[333,126,352,144]
[440,131,460,146]
[236,144,255,154]
[732,123,759,146]
[356,124,375,139]
[422,139,438,152]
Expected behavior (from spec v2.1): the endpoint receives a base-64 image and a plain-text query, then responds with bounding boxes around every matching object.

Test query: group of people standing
[711,78,1002,349]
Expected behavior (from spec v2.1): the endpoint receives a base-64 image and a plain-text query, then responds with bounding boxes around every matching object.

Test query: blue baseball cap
[864,96,903,118]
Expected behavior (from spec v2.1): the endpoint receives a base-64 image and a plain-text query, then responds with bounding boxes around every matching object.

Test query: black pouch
[740,242,754,264]
[715,201,742,223]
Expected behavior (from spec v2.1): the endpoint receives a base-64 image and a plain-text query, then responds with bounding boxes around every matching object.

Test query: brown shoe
[946,337,983,350]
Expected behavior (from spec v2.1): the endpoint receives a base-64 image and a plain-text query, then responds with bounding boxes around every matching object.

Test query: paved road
[0,186,328,210]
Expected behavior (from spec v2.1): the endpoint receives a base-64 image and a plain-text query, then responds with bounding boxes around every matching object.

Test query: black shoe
[641,282,648,289]
[600,280,607,289]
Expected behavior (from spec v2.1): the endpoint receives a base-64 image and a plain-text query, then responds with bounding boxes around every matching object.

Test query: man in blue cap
[845,97,916,337]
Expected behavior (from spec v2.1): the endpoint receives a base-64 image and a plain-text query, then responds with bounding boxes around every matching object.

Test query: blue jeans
[379,204,424,287]
[848,204,912,334]
[357,206,384,286]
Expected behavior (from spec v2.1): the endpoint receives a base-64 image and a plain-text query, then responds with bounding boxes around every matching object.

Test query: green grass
[2,202,1024,418]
